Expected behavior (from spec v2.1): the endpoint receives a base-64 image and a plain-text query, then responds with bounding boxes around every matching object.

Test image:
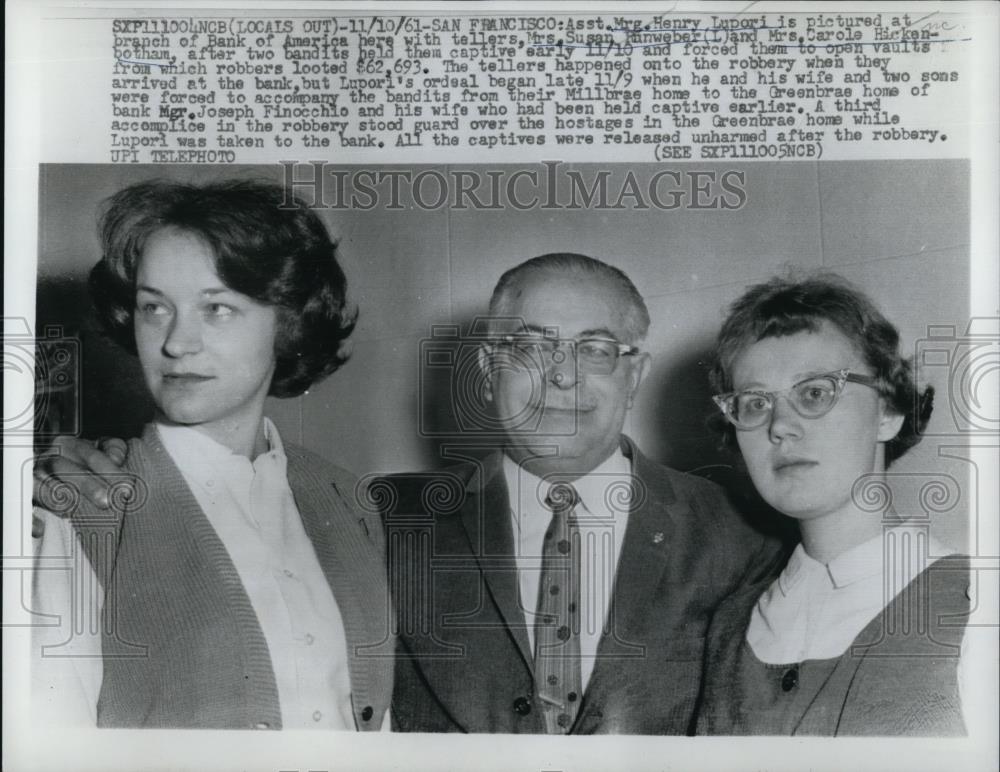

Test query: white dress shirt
[504,449,633,690]
[157,419,353,729]
[31,508,104,726]
[32,419,361,729]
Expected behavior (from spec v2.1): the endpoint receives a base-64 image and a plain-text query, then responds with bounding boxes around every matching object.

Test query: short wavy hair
[709,273,933,466]
[489,253,650,343]
[88,179,357,398]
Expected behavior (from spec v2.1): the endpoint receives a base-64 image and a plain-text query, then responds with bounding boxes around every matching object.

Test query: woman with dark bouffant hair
[695,273,969,737]
[32,180,392,730]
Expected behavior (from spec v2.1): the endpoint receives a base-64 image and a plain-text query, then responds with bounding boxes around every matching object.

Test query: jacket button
[361,706,374,721]
[512,697,532,716]
[781,667,799,692]
[253,721,271,730]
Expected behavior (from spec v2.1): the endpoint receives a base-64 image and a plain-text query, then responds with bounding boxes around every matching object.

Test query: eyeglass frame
[488,332,641,375]
[712,368,881,430]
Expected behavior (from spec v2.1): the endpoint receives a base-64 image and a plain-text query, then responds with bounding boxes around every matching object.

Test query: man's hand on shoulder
[33,436,128,519]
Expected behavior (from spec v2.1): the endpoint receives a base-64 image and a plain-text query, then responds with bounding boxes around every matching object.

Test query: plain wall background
[35,161,972,550]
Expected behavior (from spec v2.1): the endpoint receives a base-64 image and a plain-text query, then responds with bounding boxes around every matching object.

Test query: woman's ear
[876,401,906,443]
[477,344,493,402]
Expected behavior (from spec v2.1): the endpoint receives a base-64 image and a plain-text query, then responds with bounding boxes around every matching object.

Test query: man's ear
[478,343,493,402]
[876,402,906,443]
[625,351,651,408]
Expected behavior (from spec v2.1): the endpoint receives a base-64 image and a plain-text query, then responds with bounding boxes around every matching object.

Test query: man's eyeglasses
[492,334,639,376]
[713,368,880,430]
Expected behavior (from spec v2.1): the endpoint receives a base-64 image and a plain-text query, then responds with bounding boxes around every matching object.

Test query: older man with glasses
[382,253,785,734]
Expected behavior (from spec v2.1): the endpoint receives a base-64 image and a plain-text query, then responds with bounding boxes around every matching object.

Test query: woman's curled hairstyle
[709,273,934,466]
[89,179,357,398]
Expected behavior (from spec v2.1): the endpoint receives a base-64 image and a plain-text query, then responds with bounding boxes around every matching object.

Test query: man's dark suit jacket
[380,436,785,734]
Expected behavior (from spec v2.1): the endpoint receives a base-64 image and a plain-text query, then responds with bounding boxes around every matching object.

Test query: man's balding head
[488,253,650,345]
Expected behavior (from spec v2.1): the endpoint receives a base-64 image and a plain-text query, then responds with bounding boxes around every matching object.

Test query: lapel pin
[652,532,664,544]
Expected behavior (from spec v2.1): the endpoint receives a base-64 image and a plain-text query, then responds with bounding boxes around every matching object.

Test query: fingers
[71,437,126,477]
[34,454,112,511]
[44,436,98,466]
[33,436,127,513]
[97,437,128,467]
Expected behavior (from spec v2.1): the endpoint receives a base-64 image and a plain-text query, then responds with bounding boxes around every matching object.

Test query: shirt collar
[501,447,632,520]
[822,530,887,588]
[777,525,949,593]
[776,542,827,596]
[570,450,632,516]
[825,524,947,589]
[259,417,284,458]
[155,417,284,485]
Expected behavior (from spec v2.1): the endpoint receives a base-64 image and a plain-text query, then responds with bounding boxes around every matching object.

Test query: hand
[33,436,128,515]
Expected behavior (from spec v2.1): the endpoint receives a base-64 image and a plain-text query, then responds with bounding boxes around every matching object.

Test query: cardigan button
[512,697,532,716]
[781,667,799,692]
[361,706,374,721]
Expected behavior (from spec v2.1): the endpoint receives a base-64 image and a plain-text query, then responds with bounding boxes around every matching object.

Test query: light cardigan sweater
[71,424,393,729]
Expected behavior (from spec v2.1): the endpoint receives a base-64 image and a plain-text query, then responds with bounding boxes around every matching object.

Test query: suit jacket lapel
[459,453,534,670]
[594,437,682,660]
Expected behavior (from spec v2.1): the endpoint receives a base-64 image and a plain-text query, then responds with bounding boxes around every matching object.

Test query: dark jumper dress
[696,556,970,736]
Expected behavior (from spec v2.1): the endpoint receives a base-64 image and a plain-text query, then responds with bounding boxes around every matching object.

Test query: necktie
[534,482,583,733]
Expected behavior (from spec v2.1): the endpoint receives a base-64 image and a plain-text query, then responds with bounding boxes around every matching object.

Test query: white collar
[501,447,632,519]
[778,524,950,595]
[155,417,284,485]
